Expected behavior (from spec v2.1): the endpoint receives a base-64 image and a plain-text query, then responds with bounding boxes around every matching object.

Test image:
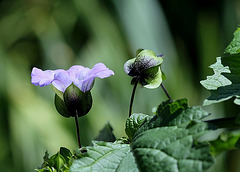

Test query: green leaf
[35,166,54,172]
[200,57,231,90]
[132,127,214,172]
[60,147,72,165]
[114,151,139,172]
[94,122,116,142]
[201,54,240,105]
[36,147,72,172]
[156,99,188,119]
[210,131,240,156]
[131,99,214,172]
[38,100,215,172]
[136,99,210,135]
[70,141,138,172]
[125,113,152,141]
[49,152,66,171]
[224,26,240,54]
[35,151,51,171]
[201,27,240,105]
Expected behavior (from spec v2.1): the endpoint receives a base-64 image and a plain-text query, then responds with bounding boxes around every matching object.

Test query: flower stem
[129,78,139,117]
[74,113,81,149]
[160,83,172,102]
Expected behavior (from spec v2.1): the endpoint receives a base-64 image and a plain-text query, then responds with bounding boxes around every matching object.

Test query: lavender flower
[31,63,114,118]
[31,63,114,93]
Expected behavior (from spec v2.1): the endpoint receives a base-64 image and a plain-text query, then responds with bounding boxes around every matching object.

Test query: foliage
[36,147,72,172]
[210,131,240,156]
[70,142,135,172]
[37,99,216,172]
[125,113,151,141]
[201,26,240,105]
[131,99,214,172]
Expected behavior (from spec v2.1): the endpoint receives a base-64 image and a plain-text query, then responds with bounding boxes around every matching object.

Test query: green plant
[35,27,240,172]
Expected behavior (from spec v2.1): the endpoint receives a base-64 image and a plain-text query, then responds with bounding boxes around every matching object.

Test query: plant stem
[205,116,240,129]
[74,113,81,149]
[129,78,139,117]
[160,83,172,102]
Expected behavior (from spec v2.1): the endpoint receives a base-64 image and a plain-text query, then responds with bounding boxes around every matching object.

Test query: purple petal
[79,63,114,92]
[31,63,114,93]
[90,63,115,78]
[31,67,55,87]
[52,70,73,92]
[68,65,91,80]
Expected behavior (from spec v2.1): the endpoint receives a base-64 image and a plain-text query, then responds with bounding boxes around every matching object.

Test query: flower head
[124,49,163,89]
[31,63,114,92]
[31,63,114,118]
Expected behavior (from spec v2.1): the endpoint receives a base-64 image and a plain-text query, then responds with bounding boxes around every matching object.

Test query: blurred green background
[0,0,240,171]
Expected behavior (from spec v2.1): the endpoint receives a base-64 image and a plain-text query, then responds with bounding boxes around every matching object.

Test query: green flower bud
[54,84,92,118]
[124,49,164,89]
[64,84,92,117]
[54,93,71,118]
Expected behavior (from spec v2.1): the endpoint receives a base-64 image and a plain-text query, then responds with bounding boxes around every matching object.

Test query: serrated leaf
[157,99,187,113]
[136,99,210,136]
[132,127,214,172]
[113,151,139,172]
[70,141,138,172]
[38,99,215,172]
[125,113,152,140]
[131,100,214,172]
[201,27,240,105]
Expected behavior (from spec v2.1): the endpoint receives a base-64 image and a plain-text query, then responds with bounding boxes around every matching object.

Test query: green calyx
[53,84,92,118]
[124,49,163,89]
